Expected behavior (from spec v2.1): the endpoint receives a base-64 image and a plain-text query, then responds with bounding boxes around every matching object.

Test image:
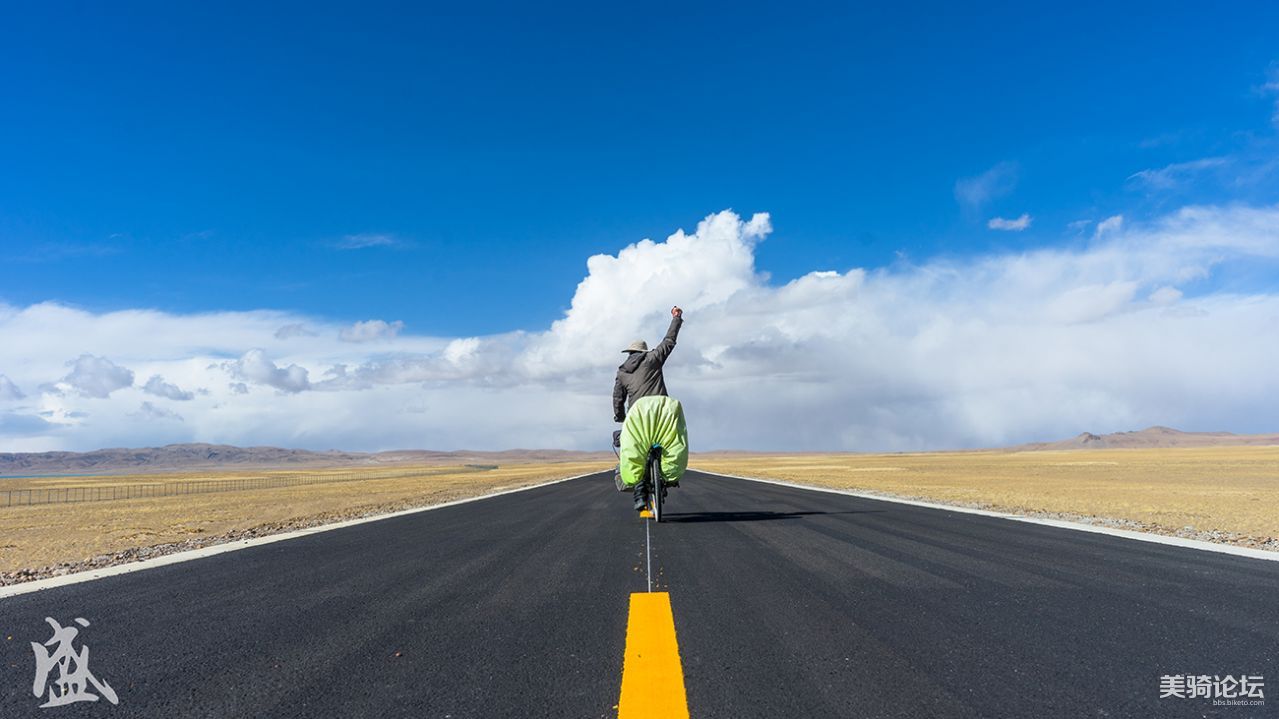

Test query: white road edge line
[693,468,1279,563]
[0,470,606,600]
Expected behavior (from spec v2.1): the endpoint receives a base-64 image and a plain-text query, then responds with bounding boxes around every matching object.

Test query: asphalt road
[1,470,1276,718]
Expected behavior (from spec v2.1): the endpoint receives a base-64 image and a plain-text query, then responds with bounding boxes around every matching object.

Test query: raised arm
[650,307,683,366]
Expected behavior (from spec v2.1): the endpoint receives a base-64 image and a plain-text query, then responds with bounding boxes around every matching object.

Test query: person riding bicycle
[614,306,687,510]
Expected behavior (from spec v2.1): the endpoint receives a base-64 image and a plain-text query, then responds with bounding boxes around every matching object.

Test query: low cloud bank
[1,205,1277,452]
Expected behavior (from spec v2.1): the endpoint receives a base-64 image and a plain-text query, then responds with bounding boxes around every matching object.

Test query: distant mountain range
[1009,426,1279,451]
[2,427,1275,475]
[0,443,611,476]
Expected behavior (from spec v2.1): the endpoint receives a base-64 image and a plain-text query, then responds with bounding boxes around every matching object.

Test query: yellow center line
[617,592,690,719]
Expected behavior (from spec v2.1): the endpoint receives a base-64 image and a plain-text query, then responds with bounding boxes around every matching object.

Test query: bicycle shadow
[661,509,883,523]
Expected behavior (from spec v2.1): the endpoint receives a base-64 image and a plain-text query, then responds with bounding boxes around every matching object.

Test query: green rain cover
[619,395,689,488]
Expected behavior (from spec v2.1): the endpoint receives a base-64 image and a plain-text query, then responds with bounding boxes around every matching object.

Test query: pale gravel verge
[761,483,1279,554]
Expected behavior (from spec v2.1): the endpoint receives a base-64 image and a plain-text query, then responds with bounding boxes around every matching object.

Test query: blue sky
[4,2,1278,335]
[2,3,1279,452]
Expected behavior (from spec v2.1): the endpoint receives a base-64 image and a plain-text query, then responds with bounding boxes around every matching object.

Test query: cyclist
[614,306,684,510]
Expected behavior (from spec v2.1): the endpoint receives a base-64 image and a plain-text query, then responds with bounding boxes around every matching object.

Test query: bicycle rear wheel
[649,455,663,522]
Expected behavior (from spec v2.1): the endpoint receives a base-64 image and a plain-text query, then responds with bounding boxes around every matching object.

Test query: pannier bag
[618,395,688,489]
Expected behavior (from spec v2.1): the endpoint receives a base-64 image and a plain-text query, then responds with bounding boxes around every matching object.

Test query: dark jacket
[613,316,683,422]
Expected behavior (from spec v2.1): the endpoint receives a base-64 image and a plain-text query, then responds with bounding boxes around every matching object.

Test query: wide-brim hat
[622,340,648,353]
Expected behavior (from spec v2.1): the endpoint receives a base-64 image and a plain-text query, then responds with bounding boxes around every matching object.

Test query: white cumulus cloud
[1,205,1278,453]
[987,214,1033,231]
[227,350,312,394]
[142,375,195,401]
[59,355,134,398]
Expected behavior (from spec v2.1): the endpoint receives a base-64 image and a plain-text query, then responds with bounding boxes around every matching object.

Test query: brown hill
[5,426,1274,475]
[0,443,611,476]
[1013,426,1279,451]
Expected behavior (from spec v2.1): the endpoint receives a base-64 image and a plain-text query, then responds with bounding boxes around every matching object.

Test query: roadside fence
[0,464,500,509]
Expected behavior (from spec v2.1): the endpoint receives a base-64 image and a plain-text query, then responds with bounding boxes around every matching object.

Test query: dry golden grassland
[0,462,607,577]
[694,446,1279,548]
